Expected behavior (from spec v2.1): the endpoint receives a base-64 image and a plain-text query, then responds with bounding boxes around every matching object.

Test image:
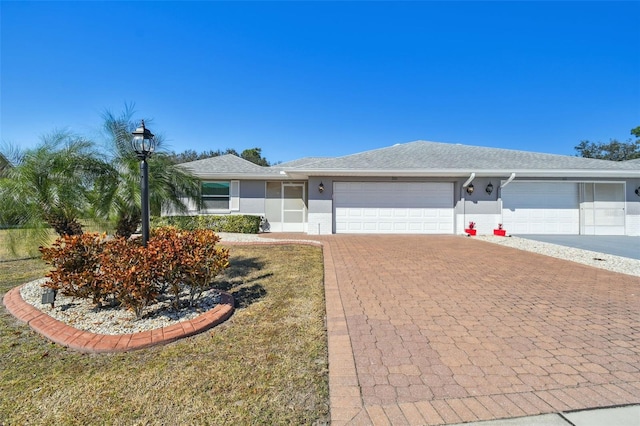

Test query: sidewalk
[451,404,639,425]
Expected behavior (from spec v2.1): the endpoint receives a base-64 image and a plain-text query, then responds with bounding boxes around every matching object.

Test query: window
[202,182,230,210]
[201,181,240,211]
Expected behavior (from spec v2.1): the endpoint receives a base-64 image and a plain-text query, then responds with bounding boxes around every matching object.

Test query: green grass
[0,244,329,425]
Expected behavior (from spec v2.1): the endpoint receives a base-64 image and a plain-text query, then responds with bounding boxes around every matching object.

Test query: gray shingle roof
[178,142,640,180]
[178,154,281,177]
[284,141,640,177]
[275,157,331,168]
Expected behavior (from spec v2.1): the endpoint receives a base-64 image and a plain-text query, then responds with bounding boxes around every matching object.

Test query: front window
[202,181,230,210]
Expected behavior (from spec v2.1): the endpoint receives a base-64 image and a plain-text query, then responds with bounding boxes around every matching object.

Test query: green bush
[152,214,261,234]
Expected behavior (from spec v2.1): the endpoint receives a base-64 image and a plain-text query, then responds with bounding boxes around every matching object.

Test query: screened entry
[264,182,307,232]
[580,182,626,235]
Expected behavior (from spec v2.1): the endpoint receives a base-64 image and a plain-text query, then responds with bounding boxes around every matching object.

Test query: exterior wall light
[466,183,474,195]
[318,182,325,193]
[486,182,494,195]
[131,120,156,247]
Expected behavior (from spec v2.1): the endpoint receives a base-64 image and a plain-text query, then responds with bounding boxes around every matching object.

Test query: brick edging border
[2,285,235,353]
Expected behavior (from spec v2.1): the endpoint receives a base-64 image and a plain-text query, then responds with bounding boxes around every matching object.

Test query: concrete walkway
[306,234,640,425]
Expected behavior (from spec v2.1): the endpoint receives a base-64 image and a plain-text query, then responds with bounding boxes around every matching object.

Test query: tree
[0,131,111,238]
[97,107,202,238]
[166,148,240,164]
[166,147,272,166]
[240,147,270,166]
[575,126,640,161]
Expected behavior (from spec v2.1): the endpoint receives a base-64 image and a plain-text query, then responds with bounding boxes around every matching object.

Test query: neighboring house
[173,141,640,236]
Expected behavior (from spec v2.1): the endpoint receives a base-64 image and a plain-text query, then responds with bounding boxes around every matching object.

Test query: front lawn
[0,228,57,261]
[0,244,329,424]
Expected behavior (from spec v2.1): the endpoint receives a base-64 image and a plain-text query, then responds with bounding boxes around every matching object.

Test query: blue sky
[1,1,639,163]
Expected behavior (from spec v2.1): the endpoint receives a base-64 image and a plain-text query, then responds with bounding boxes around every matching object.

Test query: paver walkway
[284,234,640,425]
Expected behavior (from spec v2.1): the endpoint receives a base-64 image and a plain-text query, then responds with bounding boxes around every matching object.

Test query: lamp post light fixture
[131,120,156,247]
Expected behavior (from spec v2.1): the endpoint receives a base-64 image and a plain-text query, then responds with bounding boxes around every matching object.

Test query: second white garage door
[502,182,579,234]
[334,182,454,234]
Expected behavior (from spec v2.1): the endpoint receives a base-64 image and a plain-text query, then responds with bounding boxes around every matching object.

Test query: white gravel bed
[20,278,223,335]
[476,235,640,277]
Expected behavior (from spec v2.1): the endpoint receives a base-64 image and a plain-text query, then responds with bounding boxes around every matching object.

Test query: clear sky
[1,1,639,163]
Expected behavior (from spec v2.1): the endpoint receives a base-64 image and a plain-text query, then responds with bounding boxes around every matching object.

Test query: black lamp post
[131,120,156,247]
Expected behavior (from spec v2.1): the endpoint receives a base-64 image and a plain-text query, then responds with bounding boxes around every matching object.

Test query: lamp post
[131,120,156,247]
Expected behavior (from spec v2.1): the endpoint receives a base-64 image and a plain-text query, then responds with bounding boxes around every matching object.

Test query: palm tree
[0,131,112,242]
[97,107,202,238]
[0,153,10,176]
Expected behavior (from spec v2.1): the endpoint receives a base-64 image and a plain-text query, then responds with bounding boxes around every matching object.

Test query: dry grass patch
[0,244,329,425]
[0,229,56,261]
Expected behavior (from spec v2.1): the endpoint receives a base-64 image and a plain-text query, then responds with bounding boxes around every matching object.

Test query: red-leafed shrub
[99,237,160,319]
[40,233,110,305]
[178,229,230,306]
[39,227,230,319]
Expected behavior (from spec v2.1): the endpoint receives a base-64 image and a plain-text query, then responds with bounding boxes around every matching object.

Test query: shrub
[99,237,161,318]
[152,215,261,233]
[178,229,230,306]
[39,227,230,319]
[40,233,110,306]
[149,227,185,309]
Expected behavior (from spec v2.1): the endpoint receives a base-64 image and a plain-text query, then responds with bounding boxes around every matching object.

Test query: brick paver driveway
[317,235,640,425]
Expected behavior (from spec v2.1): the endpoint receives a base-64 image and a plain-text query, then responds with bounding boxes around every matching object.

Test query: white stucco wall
[307,212,333,235]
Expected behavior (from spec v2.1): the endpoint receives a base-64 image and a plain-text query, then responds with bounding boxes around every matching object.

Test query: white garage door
[502,182,579,234]
[334,182,454,234]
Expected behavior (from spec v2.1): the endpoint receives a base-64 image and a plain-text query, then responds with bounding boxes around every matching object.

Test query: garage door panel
[408,223,423,231]
[334,182,454,234]
[502,182,579,235]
